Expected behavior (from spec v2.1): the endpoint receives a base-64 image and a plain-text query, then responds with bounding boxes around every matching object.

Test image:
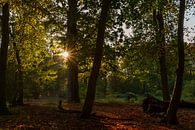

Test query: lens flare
[60,51,69,59]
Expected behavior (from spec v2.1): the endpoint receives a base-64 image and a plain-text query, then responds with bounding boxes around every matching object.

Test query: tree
[10,24,24,106]
[12,36,24,105]
[0,3,10,115]
[5,0,58,102]
[66,0,80,103]
[153,0,170,101]
[81,0,111,117]
[166,0,185,124]
[120,0,179,99]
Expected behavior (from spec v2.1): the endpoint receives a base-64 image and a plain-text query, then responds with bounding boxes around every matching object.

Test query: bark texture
[67,0,80,103]
[153,8,170,101]
[156,12,170,102]
[0,3,10,115]
[166,0,185,125]
[81,0,111,117]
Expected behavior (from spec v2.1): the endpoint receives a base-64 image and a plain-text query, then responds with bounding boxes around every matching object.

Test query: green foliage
[182,80,195,100]
[96,92,144,104]
[3,0,195,103]
[79,82,87,100]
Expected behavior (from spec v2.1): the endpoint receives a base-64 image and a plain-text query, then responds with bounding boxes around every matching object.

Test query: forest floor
[0,99,195,130]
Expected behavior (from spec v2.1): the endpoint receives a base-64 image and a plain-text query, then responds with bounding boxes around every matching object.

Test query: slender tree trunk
[166,0,185,125]
[103,77,107,97]
[16,70,23,105]
[157,12,170,101]
[10,21,24,106]
[81,0,111,117]
[0,3,10,115]
[67,0,80,103]
[10,32,24,106]
[153,8,170,101]
[12,71,19,106]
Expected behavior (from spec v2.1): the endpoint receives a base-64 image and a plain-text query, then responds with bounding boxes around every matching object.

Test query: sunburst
[60,51,69,59]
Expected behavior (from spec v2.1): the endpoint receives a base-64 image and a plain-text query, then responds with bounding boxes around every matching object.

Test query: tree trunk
[67,0,80,103]
[67,64,80,102]
[153,8,170,101]
[81,0,111,117]
[11,36,24,106]
[16,70,23,105]
[157,12,170,101]
[166,0,185,125]
[103,77,107,97]
[0,3,10,115]
[11,71,19,106]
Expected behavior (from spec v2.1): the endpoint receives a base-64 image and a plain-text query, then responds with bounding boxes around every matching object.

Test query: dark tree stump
[142,96,168,113]
[58,100,64,110]
[180,100,195,108]
[142,96,195,113]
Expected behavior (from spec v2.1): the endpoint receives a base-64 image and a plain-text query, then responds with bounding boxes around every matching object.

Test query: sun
[60,51,69,59]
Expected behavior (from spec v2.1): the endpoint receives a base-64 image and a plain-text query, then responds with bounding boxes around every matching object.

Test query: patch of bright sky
[184,8,195,43]
[124,8,195,43]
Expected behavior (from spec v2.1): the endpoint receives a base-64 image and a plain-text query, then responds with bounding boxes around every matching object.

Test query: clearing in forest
[0,99,194,130]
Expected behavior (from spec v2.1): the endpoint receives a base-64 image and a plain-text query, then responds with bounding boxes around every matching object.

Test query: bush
[182,80,195,100]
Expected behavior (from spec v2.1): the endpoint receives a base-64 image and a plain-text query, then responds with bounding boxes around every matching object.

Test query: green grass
[95,94,144,104]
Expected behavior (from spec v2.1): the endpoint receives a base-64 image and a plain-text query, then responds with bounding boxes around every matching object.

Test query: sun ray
[60,51,69,59]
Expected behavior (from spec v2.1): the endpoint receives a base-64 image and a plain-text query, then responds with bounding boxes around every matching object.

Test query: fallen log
[142,96,195,113]
[180,100,195,108]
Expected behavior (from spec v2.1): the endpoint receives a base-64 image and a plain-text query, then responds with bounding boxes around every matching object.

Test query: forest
[0,0,195,129]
